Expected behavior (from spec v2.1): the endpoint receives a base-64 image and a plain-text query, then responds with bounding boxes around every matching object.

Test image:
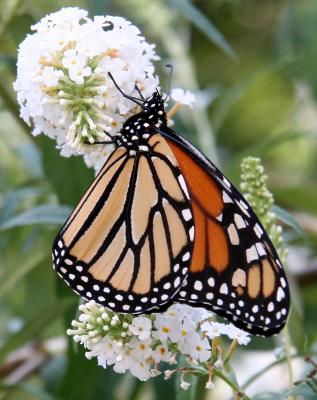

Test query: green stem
[0,77,34,140]
[224,339,238,366]
[0,0,22,38]
[193,374,208,400]
[213,369,250,400]
[283,324,295,400]
[129,379,144,400]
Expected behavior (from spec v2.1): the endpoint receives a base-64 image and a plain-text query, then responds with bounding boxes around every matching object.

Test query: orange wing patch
[207,219,229,272]
[168,141,224,217]
[167,139,229,274]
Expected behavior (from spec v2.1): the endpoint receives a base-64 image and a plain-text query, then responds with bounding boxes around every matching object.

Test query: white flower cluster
[14,7,196,171]
[13,7,159,168]
[67,301,250,383]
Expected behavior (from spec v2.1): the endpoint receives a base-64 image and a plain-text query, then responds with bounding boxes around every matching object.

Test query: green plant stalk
[193,374,208,400]
[283,324,294,393]
[0,76,32,138]
[0,0,22,38]
[213,369,250,400]
[240,157,294,393]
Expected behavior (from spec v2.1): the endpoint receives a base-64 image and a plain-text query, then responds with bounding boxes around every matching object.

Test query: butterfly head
[119,90,167,145]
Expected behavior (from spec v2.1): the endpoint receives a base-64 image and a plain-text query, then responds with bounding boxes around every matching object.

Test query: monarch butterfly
[52,73,290,336]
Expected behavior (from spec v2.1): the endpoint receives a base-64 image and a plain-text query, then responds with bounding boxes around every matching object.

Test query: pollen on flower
[14,7,159,169]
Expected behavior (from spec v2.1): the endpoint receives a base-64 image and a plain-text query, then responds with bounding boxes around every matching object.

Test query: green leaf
[272,205,306,237]
[175,356,207,400]
[57,343,122,400]
[167,0,236,59]
[212,63,289,132]
[41,136,94,206]
[153,373,176,400]
[275,185,317,216]
[0,237,47,297]
[0,298,75,362]
[0,204,71,231]
[283,381,317,399]
[8,14,34,47]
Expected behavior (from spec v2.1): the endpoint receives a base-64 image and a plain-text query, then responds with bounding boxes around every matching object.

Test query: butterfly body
[114,91,167,151]
[52,89,290,336]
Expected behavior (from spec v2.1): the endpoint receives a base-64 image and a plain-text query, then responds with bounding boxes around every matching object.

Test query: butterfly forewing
[162,128,290,336]
[52,134,194,313]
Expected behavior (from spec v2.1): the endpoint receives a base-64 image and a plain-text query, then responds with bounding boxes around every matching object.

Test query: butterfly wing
[52,134,194,313]
[160,128,290,336]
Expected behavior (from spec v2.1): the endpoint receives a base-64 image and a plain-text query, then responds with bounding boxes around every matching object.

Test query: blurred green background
[0,0,317,399]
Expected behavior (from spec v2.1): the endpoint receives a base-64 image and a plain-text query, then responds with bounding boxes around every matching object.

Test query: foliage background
[0,0,317,399]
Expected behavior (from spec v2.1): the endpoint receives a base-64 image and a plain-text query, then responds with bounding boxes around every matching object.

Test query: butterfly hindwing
[161,128,290,336]
[52,134,194,313]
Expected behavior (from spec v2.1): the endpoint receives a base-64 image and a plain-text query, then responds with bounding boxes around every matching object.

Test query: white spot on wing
[254,223,263,238]
[182,252,190,261]
[268,302,274,312]
[216,214,223,222]
[277,287,285,302]
[208,277,215,287]
[189,226,195,241]
[194,280,203,291]
[256,242,266,256]
[228,223,239,245]
[223,191,233,203]
[182,209,192,221]
[234,213,246,229]
[280,277,286,288]
[220,283,228,294]
[222,177,231,189]
[178,175,190,199]
[246,245,258,263]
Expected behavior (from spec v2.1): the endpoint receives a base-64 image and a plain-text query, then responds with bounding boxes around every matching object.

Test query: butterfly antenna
[108,72,145,108]
[134,83,145,100]
[165,63,174,101]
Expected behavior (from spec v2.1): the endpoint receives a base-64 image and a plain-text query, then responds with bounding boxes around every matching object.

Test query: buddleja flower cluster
[14,8,195,171]
[240,157,288,264]
[67,301,250,384]
[14,8,160,169]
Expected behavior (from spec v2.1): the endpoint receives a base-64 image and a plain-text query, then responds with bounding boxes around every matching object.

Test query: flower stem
[213,369,250,400]
[167,102,182,119]
[211,337,220,361]
[283,324,295,399]
[193,374,208,400]
[224,339,238,365]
